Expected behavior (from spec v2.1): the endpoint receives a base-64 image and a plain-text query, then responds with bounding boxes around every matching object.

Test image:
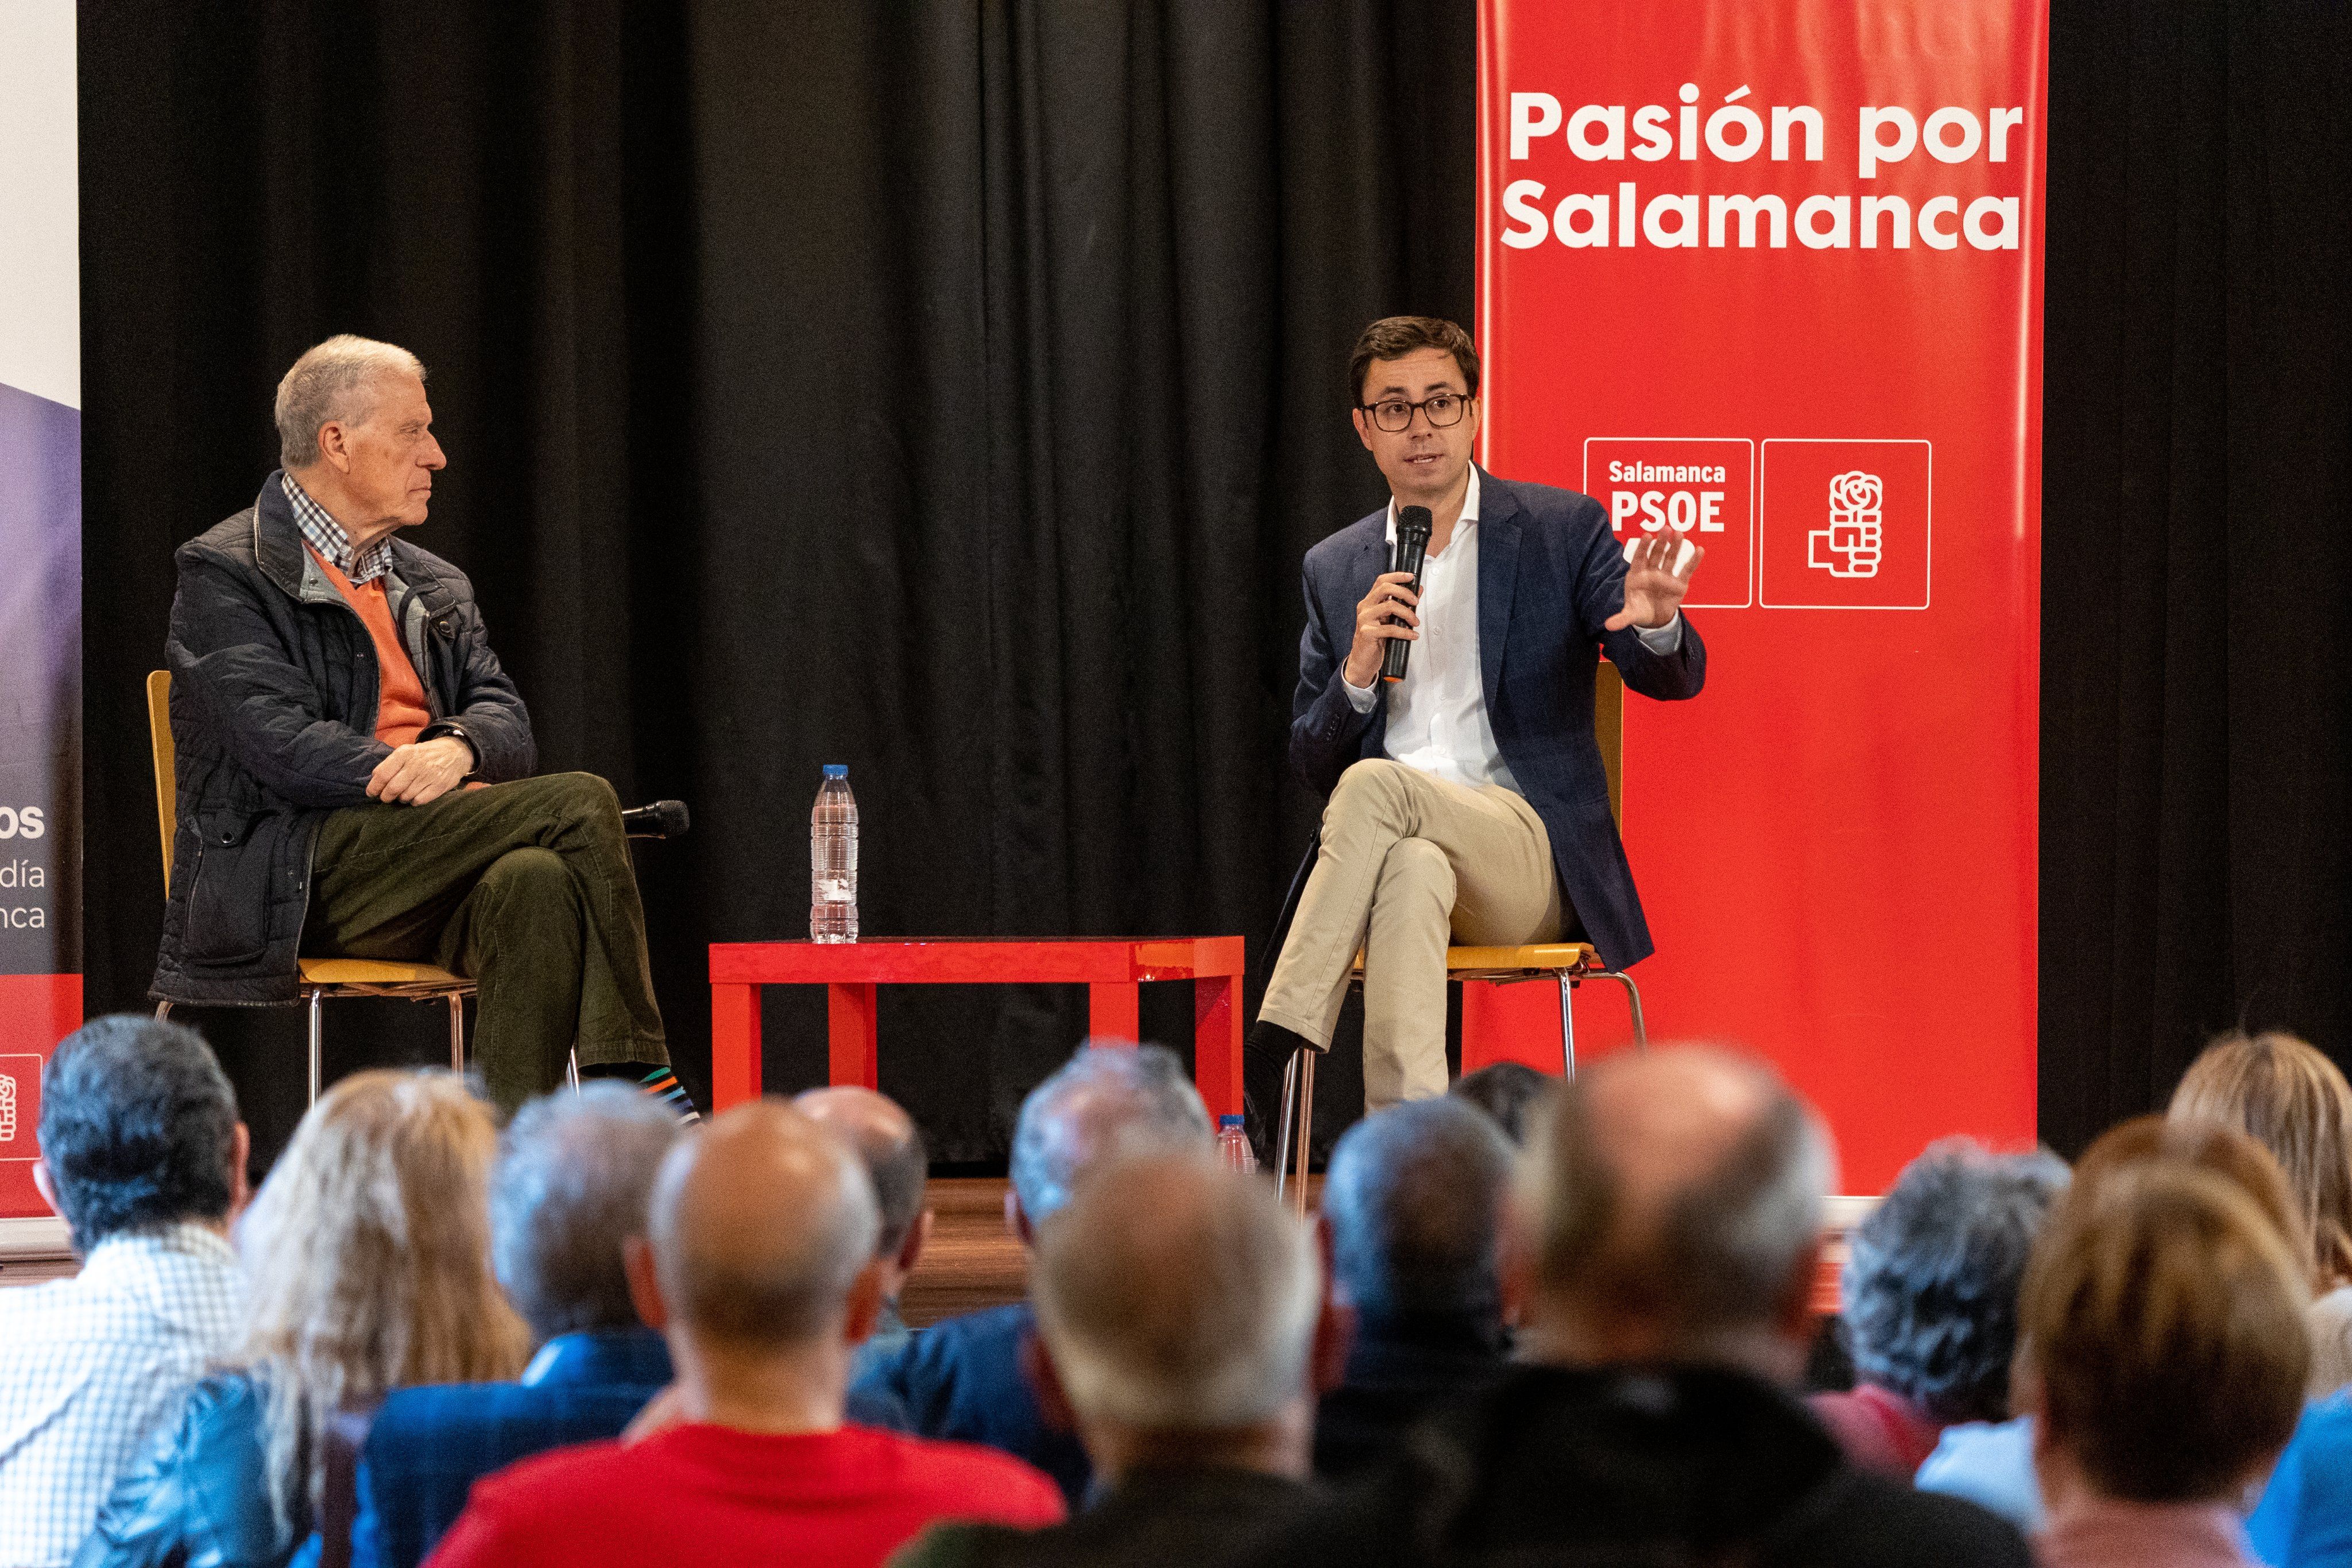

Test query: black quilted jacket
[150,473,532,1006]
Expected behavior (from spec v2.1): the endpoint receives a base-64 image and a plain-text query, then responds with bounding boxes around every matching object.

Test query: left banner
[0,0,84,1221]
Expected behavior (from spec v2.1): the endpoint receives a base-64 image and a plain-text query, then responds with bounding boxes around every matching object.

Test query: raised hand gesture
[1606,532,1704,632]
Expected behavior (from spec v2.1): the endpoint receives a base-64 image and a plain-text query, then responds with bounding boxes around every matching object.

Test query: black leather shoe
[1243,1019,1314,1165]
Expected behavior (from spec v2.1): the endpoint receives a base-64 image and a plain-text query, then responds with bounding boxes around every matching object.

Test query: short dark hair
[1325,1098,1514,1325]
[1842,1140,2069,1422]
[38,1015,239,1249]
[1449,1063,1555,1146]
[1350,316,1481,405]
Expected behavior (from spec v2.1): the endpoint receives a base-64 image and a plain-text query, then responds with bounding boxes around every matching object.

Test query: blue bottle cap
[1218,1114,1244,1128]
[823,765,848,778]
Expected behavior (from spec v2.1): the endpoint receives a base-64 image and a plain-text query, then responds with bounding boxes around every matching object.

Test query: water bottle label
[815,877,855,903]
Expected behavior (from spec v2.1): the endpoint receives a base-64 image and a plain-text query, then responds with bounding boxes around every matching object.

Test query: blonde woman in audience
[2021,1162,2310,1568]
[2171,1029,2352,1392]
[75,1070,529,1568]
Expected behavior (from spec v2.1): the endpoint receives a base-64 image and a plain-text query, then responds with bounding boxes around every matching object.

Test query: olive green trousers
[303,772,668,1112]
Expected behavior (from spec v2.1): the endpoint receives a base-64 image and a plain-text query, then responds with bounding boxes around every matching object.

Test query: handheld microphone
[1382,505,1434,683]
[621,800,691,839]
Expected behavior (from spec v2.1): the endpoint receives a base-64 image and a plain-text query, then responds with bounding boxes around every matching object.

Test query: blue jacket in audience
[850,1302,1091,1506]
[351,1329,672,1568]
[1914,1416,2041,1534]
[353,1327,918,1568]
[2250,1392,2352,1568]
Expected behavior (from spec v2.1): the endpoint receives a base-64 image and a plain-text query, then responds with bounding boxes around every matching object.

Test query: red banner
[1476,0,2045,1189]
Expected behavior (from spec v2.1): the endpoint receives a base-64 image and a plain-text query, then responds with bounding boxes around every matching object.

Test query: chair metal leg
[1557,973,1577,1081]
[307,989,325,1105]
[447,994,466,1072]
[566,1051,581,1093]
[154,1000,171,1021]
[1289,1049,1317,1215]
[1592,970,1649,1046]
[1274,1049,1301,1206]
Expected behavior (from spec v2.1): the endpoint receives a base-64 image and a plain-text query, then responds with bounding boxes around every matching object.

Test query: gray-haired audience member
[1447,1061,1554,1145]
[798,1086,934,1379]
[854,1041,1214,1504]
[351,1083,685,1568]
[427,1101,1063,1567]
[1248,1047,2032,1568]
[896,1152,1339,1568]
[0,1017,246,1568]
[1314,1098,1516,1478]
[1809,1140,2069,1477]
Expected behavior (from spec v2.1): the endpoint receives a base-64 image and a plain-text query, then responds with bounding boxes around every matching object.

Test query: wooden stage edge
[2,1180,1870,1319]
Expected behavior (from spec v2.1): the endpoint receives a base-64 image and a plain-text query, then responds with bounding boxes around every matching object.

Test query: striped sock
[639,1066,702,1123]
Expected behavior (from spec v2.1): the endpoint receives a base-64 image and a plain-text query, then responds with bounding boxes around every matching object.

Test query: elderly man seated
[151,335,668,1110]
[893,1151,1339,1568]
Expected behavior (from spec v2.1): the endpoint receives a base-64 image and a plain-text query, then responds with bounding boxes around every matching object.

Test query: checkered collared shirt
[0,1223,241,1567]
[283,470,392,585]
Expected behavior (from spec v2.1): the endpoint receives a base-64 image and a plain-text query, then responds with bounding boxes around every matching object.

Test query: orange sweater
[311,550,431,748]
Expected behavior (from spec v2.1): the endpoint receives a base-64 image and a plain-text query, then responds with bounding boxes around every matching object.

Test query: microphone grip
[1381,532,1430,684]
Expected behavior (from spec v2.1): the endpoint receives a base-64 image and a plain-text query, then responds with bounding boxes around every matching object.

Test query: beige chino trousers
[1259,758,1562,1110]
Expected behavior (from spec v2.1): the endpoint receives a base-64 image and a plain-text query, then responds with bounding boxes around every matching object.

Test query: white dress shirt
[0,1223,241,1567]
[1342,467,1682,792]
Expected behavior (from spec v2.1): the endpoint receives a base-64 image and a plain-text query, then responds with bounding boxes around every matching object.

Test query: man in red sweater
[425,1101,1064,1568]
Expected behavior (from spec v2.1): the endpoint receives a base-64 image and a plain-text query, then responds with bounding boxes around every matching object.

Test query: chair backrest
[1596,661,1623,827]
[146,670,176,897]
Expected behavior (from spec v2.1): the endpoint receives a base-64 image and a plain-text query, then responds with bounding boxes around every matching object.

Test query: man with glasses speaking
[1253,316,1705,1118]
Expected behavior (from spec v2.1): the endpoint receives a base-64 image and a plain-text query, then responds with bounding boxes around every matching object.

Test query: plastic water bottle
[1216,1114,1257,1174]
[810,765,858,943]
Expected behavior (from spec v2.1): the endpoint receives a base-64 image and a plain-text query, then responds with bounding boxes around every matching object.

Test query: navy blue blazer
[350,1330,671,1568]
[351,1329,914,1568]
[1290,471,1707,968]
[849,1302,1092,1507]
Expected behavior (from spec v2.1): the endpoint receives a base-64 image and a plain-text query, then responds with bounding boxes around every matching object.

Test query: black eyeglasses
[1359,393,1472,432]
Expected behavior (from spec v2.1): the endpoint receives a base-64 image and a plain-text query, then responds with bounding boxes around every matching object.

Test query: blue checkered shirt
[283,471,392,585]
[0,1224,241,1567]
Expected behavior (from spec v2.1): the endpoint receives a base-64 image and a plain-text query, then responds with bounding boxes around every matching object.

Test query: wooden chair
[1272,663,1651,1210]
[147,670,475,1105]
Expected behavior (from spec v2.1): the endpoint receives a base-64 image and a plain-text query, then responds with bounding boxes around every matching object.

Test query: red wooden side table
[707,938,1247,1118]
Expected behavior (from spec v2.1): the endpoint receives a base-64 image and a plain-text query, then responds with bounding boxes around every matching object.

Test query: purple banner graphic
[0,378,80,974]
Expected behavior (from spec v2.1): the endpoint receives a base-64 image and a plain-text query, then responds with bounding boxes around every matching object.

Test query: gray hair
[1009,1041,1212,1222]
[1325,1098,1514,1325]
[1525,1047,1833,1346]
[1843,1139,2070,1422]
[1034,1151,1320,1430]
[492,1083,684,1342]
[274,334,425,470]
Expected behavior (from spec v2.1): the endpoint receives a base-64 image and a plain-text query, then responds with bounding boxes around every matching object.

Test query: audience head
[637,1099,881,1366]
[1008,1041,1212,1233]
[2021,1163,2307,1504]
[1030,1151,1326,1475]
[1325,1097,1514,1332]
[795,1085,931,1284]
[491,1083,684,1344]
[1448,1062,1555,1145]
[2071,1113,2306,1290]
[34,1014,247,1251]
[2169,1029,2352,1288]
[1516,1045,1834,1379]
[239,1070,528,1510]
[1839,1139,2069,1423]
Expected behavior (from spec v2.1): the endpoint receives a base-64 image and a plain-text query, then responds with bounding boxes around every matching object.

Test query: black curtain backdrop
[75,2,2352,1173]
[2038,0,2352,1154]
[78,0,1473,1169]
